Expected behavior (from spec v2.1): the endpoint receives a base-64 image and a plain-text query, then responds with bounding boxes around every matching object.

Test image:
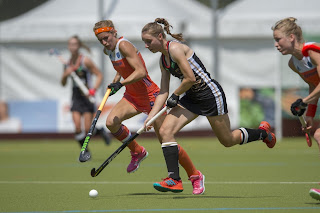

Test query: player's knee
[218,137,235,147]
[159,126,173,140]
[221,141,233,148]
[105,116,120,130]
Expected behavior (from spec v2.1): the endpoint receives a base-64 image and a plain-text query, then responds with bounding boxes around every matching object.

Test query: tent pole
[211,0,219,81]
[98,0,107,95]
[275,52,283,140]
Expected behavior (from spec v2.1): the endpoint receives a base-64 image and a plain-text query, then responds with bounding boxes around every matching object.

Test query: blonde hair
[93,20,117,36]
[142,18,185,42]
[69,35,91,53]
[272,17,304,43]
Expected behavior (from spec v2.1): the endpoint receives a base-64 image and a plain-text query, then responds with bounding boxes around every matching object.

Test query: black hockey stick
[79,88,111,162]
[91,106,168,177]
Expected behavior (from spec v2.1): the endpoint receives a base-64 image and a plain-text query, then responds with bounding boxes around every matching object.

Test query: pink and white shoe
[127,147,148,173]
[189,170,205,195]
[309,188,320,201]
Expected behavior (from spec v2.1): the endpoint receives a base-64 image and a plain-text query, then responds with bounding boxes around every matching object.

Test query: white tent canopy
[0,0,214,133]
[219,0,320,38]
[0,0,212,42]
[1,0,320,134]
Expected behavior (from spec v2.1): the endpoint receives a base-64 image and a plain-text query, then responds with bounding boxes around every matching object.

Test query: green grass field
[1,136,320,213]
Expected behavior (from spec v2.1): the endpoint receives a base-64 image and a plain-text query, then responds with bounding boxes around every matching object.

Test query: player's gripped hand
[108,82,123,96]
[65,67,75,76]
[167,93,179,108]
[143,116,153,131]
[303,116,313,133]
[291,98,307,116]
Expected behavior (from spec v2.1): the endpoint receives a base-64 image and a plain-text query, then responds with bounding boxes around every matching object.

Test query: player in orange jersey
[93,20,204,194]
[272,17,320,200]
[141,18,276,194]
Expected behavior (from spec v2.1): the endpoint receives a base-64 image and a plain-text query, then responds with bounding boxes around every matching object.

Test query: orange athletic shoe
[153,177,183,193]
[259,121,276,148]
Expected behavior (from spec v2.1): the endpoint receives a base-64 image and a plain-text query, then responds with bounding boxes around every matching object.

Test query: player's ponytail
[155,18,185,42]
[142,18,185,42]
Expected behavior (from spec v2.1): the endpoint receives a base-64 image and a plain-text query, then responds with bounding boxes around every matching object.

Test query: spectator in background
[0,101,22,133]
[61,35,111,161]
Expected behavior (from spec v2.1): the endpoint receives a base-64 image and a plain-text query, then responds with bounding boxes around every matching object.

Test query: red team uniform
[293,42,320,87]
[105,37,160,113]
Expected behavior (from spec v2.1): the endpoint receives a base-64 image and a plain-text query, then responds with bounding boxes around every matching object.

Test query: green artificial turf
[0,137,320,213]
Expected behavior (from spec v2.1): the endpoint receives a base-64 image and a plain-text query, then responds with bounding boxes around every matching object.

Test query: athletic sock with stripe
[162,142,180,181]
[239,128,267,145]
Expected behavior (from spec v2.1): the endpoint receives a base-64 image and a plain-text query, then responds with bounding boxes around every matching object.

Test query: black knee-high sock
[239,128,268,145]
[162,142,180,181]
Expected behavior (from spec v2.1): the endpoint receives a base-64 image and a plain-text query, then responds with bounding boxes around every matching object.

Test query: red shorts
[123,90,159,114]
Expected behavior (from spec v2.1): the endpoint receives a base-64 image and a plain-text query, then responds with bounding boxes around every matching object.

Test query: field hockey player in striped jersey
[142,18,276,194]
[272,17,320,201]
[93,20,204,194]
[61,35,111,160]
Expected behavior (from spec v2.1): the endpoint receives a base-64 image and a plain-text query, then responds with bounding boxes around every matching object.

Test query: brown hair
[142,18,185,42]
[272,17,304,43]
[70,35,91,53]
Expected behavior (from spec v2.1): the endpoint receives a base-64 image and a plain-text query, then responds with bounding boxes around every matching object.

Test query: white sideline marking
[0,181,318,184]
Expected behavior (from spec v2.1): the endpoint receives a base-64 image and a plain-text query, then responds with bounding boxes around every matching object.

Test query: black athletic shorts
[71,89,95,114]
[179,87,228,117]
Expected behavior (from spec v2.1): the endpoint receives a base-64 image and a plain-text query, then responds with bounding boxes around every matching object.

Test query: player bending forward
[142,18,276,194]
[93,20,205,195]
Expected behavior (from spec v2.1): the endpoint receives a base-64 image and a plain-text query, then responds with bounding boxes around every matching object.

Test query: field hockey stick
[90,106,168,177]
[79,88,112,162]
[298,116,312,147]
[49,48,95,103]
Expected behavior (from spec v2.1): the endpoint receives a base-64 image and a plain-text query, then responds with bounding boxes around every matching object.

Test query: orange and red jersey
[292,42,320,87]
[104,37,159,113]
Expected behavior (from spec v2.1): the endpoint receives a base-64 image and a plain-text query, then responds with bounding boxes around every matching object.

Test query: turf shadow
[125,193,169,196]
[172,195,281,199]
[124,193,280,199]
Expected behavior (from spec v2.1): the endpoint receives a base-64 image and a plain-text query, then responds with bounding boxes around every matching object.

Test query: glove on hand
[167,93,179,108]
[108,82,123,96]
[88,89,96,96]
[291,98,308,116]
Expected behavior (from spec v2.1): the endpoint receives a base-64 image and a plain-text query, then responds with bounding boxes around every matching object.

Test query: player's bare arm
[112,72,122,83]
[154,61,171,110]
[84,57,103,90]
[169,43,196,96]
[119,41,147,86]
[61,66,74,86]
[144,61,170,129]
